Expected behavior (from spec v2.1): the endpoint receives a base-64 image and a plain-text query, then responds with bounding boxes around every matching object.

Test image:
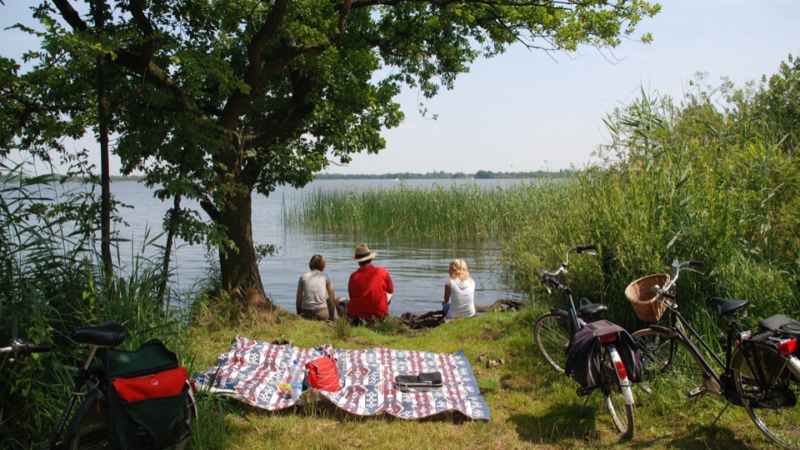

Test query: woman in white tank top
[443,259,475,321]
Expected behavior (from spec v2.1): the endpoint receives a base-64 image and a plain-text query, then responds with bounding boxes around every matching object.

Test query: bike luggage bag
[103,338,180,379]
[759,314,800,339]
[565,320,643,390]
[103,339,191,450]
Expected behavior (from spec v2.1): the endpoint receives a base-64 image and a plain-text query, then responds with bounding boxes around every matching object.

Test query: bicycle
[1,321,196,450]
[533,244,637,438]
[630,260,800,449]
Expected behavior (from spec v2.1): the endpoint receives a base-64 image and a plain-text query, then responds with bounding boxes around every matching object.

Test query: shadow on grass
[231,391,473,425]
[509,400,602,444]
[510,397,758,450]
[666,423,752,450]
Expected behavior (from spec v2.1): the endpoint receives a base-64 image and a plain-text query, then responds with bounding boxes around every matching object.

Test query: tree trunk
[93,0,113,276]
[217,186,272,309]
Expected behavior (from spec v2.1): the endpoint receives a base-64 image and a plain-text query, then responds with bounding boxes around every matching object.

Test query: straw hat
[352,244,378,262]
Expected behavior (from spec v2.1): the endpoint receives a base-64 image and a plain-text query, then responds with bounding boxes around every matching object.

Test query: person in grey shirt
[296,254,337,320]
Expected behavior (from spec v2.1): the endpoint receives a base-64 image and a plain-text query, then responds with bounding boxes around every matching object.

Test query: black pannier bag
[759,314,800,340]
[564,320,643,390]
[102,339,191,450]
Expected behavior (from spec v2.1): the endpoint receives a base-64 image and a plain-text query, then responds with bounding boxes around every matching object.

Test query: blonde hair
[450,259,471,282]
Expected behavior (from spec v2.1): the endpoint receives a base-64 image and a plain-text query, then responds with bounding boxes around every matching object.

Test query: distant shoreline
[95,170,571,182]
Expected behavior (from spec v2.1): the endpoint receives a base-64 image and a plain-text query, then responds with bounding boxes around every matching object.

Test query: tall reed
[282,180,556,242]
[0,162,190,450]
[503,79,800,332]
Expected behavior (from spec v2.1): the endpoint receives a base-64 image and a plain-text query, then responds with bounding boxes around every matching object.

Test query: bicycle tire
[534,312,571,373]
[732,345,800,450]
[63,389,196,450]
[600,346,634,438]
[631,328,707,398]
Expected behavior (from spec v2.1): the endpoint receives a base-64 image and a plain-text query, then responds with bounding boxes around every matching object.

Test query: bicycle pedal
[688,387,706,399]
[576,387,591,397]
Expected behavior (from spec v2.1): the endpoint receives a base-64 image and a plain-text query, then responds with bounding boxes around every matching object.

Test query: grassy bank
[181,305,777,450]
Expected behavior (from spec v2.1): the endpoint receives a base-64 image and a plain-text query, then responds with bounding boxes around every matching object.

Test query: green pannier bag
[102,339,192,449]
[103,338,180,379]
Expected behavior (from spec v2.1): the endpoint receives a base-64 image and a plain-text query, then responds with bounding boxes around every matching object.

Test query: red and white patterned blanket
[193,335,491,420]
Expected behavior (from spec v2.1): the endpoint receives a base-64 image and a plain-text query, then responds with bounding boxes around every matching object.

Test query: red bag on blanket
[305,355,340,392]
[110,367,188,402]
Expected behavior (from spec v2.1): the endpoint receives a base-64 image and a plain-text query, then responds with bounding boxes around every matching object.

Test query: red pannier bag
[305,355,340,392]
[110,366,188,402]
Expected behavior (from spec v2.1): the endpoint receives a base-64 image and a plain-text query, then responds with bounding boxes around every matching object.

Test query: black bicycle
[534,244,637,438]
[631,260,800,449]
[1,322,196,450]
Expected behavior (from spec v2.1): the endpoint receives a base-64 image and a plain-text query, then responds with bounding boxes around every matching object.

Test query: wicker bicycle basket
[625,274,673,323]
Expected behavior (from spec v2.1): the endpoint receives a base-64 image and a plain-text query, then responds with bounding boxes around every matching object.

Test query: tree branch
[51,0,88,32]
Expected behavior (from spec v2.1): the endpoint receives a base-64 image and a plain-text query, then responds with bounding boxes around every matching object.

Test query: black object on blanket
[394,372,443,392]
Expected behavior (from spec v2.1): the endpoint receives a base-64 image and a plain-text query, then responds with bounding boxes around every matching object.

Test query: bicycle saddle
[708,297,749,318]
[72,322,127,347]
[578,298,608,316]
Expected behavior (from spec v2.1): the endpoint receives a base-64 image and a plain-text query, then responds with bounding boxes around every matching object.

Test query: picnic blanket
[193,335,491,420]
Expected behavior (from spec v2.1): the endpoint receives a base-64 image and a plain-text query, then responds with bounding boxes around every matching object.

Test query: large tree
[9,0,659,307]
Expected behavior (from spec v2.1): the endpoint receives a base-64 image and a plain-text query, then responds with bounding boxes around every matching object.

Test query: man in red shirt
[347,244,394,324]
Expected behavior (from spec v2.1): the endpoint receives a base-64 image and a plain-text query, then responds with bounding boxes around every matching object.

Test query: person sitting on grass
[443,259,475,321]
[346,244,394,325]
[296,254,337,321]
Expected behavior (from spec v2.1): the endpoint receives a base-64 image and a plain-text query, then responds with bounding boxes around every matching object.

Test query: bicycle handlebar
[542,275,565,291]
[540,244,599,278]
[539,244,598,292]
[23,343,52,354]
[654,260,704,297]
[1,340,52,357]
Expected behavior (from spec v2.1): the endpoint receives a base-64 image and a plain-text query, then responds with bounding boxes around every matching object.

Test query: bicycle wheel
[732,345,800,450]
[632,328,707,397]
[64,390,196,450]
[534,312,571,373]
[600,346,635,438]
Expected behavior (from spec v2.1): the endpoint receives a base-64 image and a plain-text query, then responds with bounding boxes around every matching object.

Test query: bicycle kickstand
[580,391,593,412]
[710,401,731,428]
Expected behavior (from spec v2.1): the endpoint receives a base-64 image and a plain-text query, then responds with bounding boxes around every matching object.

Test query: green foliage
[503,64,800,330]
[755,53,800,152]
[0,163,190,450]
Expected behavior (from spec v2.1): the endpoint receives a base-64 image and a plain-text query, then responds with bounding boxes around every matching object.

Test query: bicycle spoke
[734,347,800,450]
[535,313,570,373]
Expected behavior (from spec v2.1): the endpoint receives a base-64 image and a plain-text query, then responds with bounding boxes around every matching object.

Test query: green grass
[181,303,780,450]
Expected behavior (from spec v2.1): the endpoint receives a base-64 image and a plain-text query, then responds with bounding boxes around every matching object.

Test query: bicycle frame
[536,245,636,437]
[5,322,196,450]
[540,244,599,336]
[48,349,109,448]
[651,302,742,397]
[645,260,788,403]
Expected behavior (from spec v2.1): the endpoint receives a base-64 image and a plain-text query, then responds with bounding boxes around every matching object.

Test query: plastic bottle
[290,360,304,401]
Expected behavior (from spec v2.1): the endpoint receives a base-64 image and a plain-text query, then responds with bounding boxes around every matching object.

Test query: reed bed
[503,80,800,332]
[282,181,557,242]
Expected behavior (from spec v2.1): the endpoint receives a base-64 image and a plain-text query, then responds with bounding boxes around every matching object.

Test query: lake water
[104,179,528,315]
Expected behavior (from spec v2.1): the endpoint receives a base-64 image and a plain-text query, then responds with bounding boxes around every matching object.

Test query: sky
[3,0,800,175]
